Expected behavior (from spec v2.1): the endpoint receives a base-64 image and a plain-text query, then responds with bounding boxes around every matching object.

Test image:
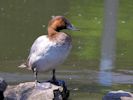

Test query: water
[0,0,133,99]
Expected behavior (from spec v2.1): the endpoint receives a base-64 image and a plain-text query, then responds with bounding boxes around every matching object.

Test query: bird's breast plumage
[28,34,72,72]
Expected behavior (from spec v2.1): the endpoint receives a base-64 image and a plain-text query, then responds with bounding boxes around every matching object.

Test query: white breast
[28,35,72,72]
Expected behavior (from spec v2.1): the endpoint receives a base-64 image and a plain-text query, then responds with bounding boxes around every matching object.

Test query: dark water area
[0,0,133,99]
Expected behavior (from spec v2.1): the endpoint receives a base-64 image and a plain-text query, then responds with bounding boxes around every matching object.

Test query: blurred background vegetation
[0,0,133,99]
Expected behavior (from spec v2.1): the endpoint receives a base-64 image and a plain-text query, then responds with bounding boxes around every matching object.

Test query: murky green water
[0,0,133,99]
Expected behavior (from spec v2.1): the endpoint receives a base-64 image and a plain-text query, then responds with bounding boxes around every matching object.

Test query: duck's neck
[48,27,59,38]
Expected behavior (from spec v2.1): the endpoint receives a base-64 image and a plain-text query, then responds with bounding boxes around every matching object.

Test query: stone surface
[4,81,69,100]
[121,97,133,100]
[0,77,7,100]
[103,90,133,100]
[0,77,7,92]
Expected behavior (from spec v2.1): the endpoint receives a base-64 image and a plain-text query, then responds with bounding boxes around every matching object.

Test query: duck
[19,16,79,84]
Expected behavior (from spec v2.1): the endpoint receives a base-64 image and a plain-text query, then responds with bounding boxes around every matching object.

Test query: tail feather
[18,63,27,68]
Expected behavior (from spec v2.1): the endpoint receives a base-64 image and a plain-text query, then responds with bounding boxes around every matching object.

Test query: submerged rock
[4,81,69,100]
[103,90,133,100]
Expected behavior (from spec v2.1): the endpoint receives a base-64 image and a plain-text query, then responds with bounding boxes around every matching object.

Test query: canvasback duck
[19,16,79,84]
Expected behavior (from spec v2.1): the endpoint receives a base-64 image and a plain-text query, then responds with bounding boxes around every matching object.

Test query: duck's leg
[51,69,57,84]
[32,68,38,83]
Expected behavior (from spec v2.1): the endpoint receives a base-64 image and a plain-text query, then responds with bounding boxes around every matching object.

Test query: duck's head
[48,16,79,32]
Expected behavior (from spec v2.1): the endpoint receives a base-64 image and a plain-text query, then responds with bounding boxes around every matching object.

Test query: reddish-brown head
[48,16,79,32]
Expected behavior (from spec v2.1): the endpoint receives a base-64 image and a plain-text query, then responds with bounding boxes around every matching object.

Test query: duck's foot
[48,78,59,86]
[48,79,70,99]
[35,81,52,90]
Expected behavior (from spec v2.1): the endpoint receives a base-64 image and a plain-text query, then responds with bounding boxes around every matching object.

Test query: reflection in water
[99,0,119,86]
[99,59,113,86]
[99,70,112,86]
